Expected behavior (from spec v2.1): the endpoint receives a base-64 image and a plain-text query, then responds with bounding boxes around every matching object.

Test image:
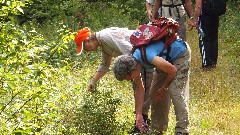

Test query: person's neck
[93,32,100,47]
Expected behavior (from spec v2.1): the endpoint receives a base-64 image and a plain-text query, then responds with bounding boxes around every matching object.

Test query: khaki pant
[177,14,187,41]
[150,45,191,134]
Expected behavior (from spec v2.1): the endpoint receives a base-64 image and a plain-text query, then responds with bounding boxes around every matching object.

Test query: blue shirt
[133,38,186,69]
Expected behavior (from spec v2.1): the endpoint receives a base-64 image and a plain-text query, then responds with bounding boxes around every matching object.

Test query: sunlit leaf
[16,6,24,14]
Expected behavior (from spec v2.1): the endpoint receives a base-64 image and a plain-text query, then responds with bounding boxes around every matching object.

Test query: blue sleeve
[133,39,186,68]
[145,41,165,63]
[133,40,164,69]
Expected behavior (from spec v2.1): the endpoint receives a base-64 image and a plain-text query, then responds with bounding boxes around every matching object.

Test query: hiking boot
[202,62,217,70]
[176,132,189,135]
[129,114,151,134]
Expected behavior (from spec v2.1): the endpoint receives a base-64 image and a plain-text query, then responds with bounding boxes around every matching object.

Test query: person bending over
[112,37,191,135]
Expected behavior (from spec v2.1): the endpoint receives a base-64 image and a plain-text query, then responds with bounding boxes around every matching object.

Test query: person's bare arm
[152,0,161,20]
[134,73,146,132]
[151,56,176,89]
[146,1,153,20]
[194,0,202,20]
[88,55,112,92]
[189,0,202,30]
[184,0,194,18]
[88,71,107,92]
[184,0,195,30]
[151,56,176,101]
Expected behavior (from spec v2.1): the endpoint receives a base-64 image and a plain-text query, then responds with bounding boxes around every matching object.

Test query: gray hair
[112,54,137,81]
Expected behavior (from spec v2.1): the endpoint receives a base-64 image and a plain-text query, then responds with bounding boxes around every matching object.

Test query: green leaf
[8,82,17,89]
[16,6,24,14]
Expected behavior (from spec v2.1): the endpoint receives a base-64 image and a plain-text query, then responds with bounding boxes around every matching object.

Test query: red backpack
[130,16,179,64]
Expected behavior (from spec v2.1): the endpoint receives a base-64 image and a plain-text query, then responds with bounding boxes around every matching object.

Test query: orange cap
[74,27,91,55]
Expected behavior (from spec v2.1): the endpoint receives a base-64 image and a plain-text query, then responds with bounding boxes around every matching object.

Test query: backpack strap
[166,46,172,63]
[160,0,163,16]
[159,45,173,64]
[131,47,137,55]
[172,0,181,18]
[161,0,186,19]
[171,0,174,17]
[139,43,173,64]
[131,46,150,65]
[141,47,151,65]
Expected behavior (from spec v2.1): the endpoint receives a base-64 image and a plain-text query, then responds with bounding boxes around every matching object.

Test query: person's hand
[150,13,159,22]
[150,17,157,23]
[136,114,148,133]
[147,12,153,21]
[155,87,168,102]
[88,83,94,92]
[147,11,158,23]
[88,79,96,92]
[188,21,194,31]
[188,17,199,31]
[188,18,195,31]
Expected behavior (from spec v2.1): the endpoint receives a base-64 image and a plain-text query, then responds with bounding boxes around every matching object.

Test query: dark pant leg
[199,14,219,67]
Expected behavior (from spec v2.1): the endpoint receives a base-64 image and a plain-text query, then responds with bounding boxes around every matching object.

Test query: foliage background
[0,0,240,134]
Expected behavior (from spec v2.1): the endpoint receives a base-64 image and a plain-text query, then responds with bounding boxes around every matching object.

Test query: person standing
[189,0,224,68]
[74,27,153,132]
[146,0,194,41]
[112,36,191,135]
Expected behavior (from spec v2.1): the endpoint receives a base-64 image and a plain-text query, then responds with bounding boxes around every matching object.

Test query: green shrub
[58,84,123,135]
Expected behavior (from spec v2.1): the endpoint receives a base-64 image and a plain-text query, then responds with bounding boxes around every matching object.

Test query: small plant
[62,85,122,135]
